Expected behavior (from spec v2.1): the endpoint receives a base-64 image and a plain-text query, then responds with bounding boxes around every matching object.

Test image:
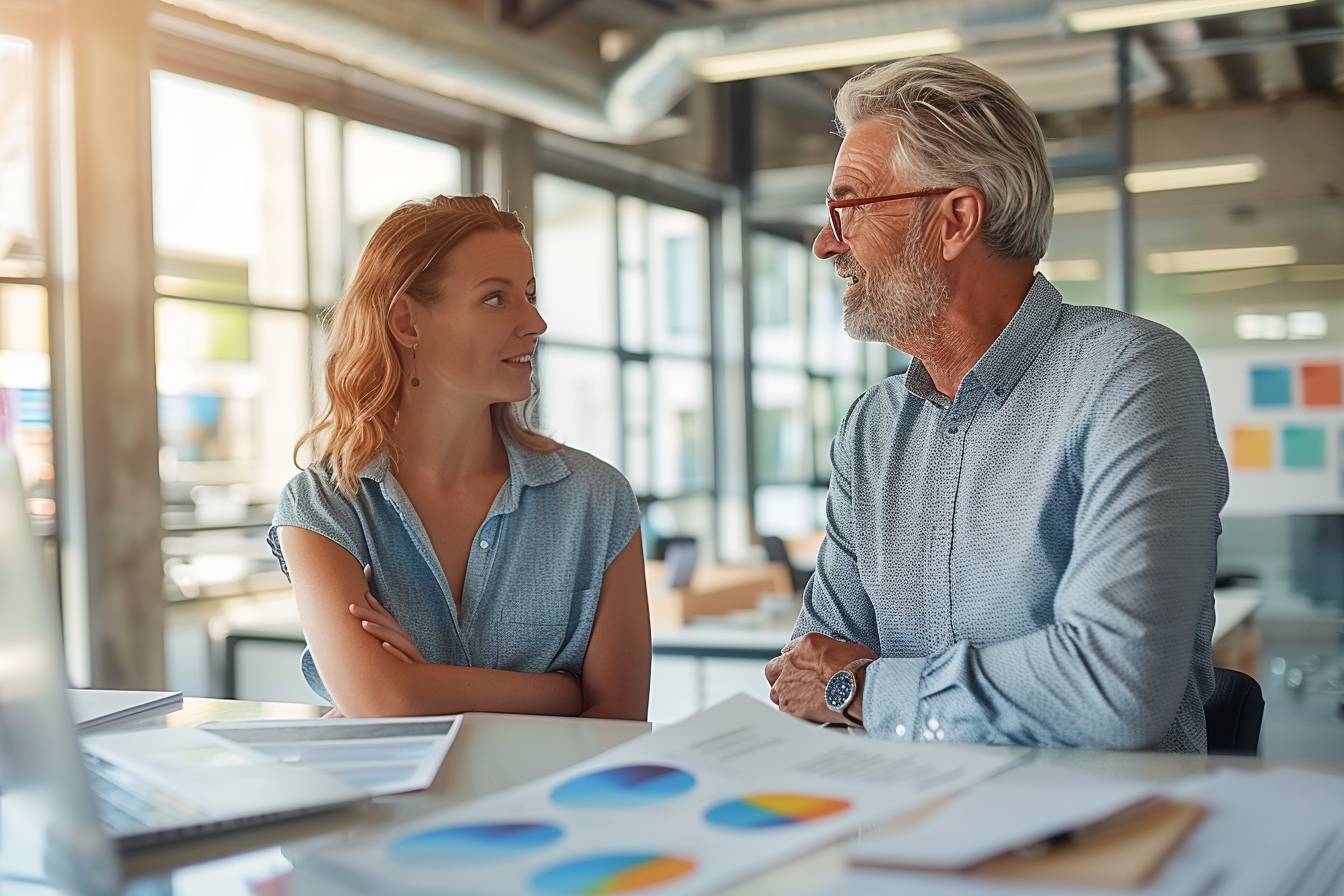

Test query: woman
[268,195,650,720]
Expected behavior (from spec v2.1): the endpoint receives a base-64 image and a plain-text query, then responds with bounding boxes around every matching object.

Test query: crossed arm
[277,526,651,720]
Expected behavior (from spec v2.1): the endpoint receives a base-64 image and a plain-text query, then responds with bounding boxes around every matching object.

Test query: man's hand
[764,633,877,724]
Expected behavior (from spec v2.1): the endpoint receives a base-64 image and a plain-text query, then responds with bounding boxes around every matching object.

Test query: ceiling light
[1286,311,1327,339]
[1125,155,1263,193]
[1039,259,1103,281]
[1148,245,1298,274]
[1235,313,1286,340]
[1066,0,1314,33]
[1181,268,1281,294]
[691,29,961,83]
[1054,187,1118,215]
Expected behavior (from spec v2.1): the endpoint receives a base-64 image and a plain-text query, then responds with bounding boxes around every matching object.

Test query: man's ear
[387,295,419,348]
[937,187,985,263]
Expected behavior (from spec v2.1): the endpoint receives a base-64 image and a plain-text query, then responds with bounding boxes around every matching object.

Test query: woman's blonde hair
[296,194,558,495]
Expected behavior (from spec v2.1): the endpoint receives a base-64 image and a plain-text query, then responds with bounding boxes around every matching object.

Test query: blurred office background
[2,0,1341,757]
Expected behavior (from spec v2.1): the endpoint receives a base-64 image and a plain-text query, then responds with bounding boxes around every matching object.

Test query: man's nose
[813,224,846,260]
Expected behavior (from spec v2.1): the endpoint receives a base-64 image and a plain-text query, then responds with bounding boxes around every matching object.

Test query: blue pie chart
[388,822,564,862]
[550,765,696,809]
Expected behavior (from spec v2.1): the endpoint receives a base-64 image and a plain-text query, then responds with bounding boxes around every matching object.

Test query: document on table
[293,694,1023,896]
[850,764,1160,871]
[68,688,182,732]
[833,767,1344,896]
[201,715,462,797]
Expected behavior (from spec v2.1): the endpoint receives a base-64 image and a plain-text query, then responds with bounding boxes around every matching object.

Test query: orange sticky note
[1232,426,1272,470]
[1301,362,1343,408]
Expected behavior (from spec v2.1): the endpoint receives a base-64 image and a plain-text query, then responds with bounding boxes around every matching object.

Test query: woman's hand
[348,591,427,664]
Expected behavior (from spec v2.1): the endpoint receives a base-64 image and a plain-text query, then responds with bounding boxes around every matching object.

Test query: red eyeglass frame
[826,187,955,243]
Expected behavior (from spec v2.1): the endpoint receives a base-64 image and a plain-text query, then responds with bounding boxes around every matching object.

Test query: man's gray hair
[834,55,1053,262]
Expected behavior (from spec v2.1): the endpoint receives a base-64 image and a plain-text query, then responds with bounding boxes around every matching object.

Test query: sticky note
[1232,426,1273,470]
[1301,362,1343,408]
[1282,425,1326,470]
[1250,366,1292,408]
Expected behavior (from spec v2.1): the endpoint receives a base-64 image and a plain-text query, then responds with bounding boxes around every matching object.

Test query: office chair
[1205,667,1265,756]
[761,535,812,593]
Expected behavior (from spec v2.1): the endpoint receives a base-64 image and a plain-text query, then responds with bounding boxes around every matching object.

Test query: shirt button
[928,718,940,731]
[895,724,907,737]
[479,540,490,549]
[936,730,946,741]
[923,730,935,741]
[947,426,959,434]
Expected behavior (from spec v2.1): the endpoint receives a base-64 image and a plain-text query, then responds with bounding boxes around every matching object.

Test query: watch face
[824,670,855,712]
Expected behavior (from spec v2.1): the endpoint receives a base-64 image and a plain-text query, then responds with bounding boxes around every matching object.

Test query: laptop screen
[0,447,120,893]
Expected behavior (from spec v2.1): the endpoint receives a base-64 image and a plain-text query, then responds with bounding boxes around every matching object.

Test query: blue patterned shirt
[269,436,641,701]
[793,275,1229,752]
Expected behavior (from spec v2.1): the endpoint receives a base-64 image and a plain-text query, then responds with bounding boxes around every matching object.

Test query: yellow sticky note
[1232,426,1272,470]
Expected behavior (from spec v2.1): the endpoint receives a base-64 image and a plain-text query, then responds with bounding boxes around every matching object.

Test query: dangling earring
[410,344,421,388]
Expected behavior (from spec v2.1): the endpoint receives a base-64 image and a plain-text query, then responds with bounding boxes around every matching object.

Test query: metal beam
[1197,16,1263,100]
[1109,29,1135,315]
[516,0,587,31]
[1287,6,1340,93]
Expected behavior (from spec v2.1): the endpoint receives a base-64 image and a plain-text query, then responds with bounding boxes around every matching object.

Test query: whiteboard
[1200,346,1344,516]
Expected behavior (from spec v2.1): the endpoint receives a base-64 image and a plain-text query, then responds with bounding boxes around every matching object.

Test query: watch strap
[840,658,874,727]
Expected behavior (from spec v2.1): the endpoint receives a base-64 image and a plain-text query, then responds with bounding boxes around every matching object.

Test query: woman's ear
[387,295,419,349]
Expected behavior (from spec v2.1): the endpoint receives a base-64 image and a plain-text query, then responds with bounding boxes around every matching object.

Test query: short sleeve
[267,467,368,581]
[604,474,642,569]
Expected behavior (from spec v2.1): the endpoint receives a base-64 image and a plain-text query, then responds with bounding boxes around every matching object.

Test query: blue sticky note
[1250,366,1292,408]
[1282,425,1325,470]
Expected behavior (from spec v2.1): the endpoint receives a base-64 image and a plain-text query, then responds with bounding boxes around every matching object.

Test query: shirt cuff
[861,656,925,740]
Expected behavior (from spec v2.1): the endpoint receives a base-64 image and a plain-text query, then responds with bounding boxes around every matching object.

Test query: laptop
[0,448,365,894]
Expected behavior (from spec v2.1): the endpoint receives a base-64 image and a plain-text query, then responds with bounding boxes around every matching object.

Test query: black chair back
[761,535,812,593]
[1206,667,1265,756]
[651,535,697,562]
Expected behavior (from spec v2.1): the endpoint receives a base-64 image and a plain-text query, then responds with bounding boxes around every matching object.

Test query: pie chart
[531,852,696,894]
[388,822,564,862]
[704,793,851,829]
[550,765,695,809]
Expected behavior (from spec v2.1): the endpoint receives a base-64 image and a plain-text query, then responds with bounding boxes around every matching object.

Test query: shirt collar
[904,273,1063,405]
[356,428,571,513]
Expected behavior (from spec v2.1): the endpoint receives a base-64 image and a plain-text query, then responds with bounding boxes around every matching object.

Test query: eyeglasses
[826,187,955,244]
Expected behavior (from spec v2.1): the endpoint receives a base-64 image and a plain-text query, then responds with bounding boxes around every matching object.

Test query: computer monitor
[0,447,120,894]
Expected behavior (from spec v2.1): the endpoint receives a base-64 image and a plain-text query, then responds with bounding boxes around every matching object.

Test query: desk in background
[215,581,1262,719]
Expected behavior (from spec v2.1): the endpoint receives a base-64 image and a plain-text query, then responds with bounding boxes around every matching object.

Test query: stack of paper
[292,694,1022,896]
[201,716,462,797]
[838,766,1344,895]
[68,688,182,732]
[850,765,1165,874]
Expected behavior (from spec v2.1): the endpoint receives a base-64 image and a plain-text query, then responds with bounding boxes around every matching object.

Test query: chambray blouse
[268,437,641,701]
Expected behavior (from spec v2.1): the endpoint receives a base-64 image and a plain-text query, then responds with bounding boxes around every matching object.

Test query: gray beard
[840,209,951,345]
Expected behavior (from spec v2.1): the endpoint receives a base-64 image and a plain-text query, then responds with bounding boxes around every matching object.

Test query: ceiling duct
[161,0,1168,144]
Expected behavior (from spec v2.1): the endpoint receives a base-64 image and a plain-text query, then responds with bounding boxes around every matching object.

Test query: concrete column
[482,115,537,238]
[55,0,164,688]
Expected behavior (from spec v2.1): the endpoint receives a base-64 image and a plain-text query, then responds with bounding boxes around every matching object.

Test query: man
[764,55,1228,752]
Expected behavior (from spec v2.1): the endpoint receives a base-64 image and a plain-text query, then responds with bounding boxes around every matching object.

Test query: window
[0,32,57,563]
[748,233,889,539]
[535,175,715,555]
[1128,96,1344,633]
[151,71,463,600]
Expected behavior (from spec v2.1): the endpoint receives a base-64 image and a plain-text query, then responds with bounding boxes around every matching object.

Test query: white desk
[110,696,1336,896]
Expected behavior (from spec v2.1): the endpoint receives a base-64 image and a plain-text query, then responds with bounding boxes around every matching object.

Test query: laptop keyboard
[83,752,204,835]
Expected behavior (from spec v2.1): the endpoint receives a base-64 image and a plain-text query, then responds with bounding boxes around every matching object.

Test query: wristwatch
[824,658,873,726]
